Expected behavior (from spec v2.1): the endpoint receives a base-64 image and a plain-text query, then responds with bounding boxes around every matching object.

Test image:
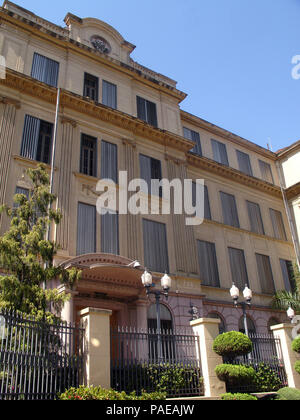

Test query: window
[101,140,118,183]
[83,73,99,101]
[140,154,162,196]
[220,192,240,228]
[143,219,169,273]
[148,304,174,359]
[14,187,29,208]
[183,127,202,156]
[20,115,53,164]
[136,96,158,127]
[77,203,96,255]
[197,240,220,287]
[246,201,265,235]
[80,134,97,177]
[31,53,59,87]
[269,209,287,241]
[256,253,275,295]
[101,211,119,255]
[239,316,256,334]
[211,139,229,166]
[236,150,253,176]
[192,183,211,220]
[259,160,274,184]
[280,260,296,293]
[102,80,117,109]
[228,247,249,290]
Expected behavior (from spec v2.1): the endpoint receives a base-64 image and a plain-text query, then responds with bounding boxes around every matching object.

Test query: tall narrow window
[183,127,202,156]
[80,134,97,177]
[280,260,296,293]
[259,160,274,184]
[31,53,59,87]
[77,203,96,255]
[269,209,287,241]
[220,192,240,228]
[228,247,249,290]
[83,73,99,101]
[246,201,265,235]
[101,211,119,255]
[197,240,220,287]
[211,139,229,166]
[256,253,275,295]
[14,186,29,208]
[137,96,158,127]
[140,154,162,196]
[192,183,211,220]
[20,115,53,164]
[236,150,253,176]
[101,140,118,183]
[143,219,169,273]
[102,80,117,109]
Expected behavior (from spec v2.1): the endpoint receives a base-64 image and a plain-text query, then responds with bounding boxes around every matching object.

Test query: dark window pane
[237,150,253,176]
[83,73,99,102]
[280,259,297,293]
[31,53,59,87]
[143,219,169,273]
[220,192,240,228]
[247,201,265,235]
[259,160,274,184]
[137,96,158,127]
[140,154,162,196]
[77,202,96,255]
[101,140,118,183]
[101,211,119,255]
[80,134,97,177]
[270,209,287,241]
[183,127,202,156]
[102,80,117,109]
[228,247,249,290]
[197,240,220,287]
[256,253,275,295]
[212,139,229,166]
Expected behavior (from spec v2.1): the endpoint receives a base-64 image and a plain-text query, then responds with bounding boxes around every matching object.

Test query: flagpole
[47,87,61,242]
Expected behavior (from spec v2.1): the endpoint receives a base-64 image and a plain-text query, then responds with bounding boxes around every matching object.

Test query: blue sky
[10,0,300,151]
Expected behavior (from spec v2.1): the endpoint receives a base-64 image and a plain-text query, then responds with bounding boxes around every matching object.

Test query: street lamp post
[230,284,253,337]
[141,270,172,359]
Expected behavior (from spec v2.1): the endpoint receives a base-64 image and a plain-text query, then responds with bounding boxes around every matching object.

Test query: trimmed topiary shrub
[294,361,300,375]
[292,337,300,354]
[221,393,257,401]
[252,363,282,392]
[58,386,166,400]
[213,332,253,361]
[276,387,300,401]
[215,364,256,386]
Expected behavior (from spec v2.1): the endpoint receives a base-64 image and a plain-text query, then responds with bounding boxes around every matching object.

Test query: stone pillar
[271,323,300,389]
[190,318,226,397]
[79,307,112,389]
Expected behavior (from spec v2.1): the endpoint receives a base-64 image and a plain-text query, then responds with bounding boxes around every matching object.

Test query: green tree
[0,164,81,319]
[273,262,300,313]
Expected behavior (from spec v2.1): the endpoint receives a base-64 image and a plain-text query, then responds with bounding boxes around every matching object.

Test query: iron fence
[224,333,287,394]
[111,327,203,398]
[0,310,84,400]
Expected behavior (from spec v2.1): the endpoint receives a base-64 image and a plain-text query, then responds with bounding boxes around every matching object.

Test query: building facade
[0,1,298,334]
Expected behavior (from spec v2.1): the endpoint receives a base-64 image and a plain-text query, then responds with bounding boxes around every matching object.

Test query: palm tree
[273,262,300,313]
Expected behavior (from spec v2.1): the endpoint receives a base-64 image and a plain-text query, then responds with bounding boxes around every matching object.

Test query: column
[271,323,300,389]
[79,307,112,389]
[190,318,226,397]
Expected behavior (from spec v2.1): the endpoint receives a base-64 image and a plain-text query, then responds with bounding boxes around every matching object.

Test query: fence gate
[0,310,84,400]
[111,327,204,398]
[224,333,288,394]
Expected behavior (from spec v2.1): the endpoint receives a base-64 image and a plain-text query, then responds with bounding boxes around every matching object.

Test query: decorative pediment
[64,14,136,63]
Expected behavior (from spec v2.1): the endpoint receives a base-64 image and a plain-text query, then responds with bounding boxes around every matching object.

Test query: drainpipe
[276,161,300,270]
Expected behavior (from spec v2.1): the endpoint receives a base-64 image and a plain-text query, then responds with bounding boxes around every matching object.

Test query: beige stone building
[0,1,298,334]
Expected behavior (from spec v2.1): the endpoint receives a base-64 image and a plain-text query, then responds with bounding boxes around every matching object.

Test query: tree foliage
[0,164,81,318]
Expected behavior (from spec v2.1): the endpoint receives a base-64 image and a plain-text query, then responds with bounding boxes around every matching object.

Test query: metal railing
[224,333,287,394]
[0,310,84,400]
[111,326,203,398]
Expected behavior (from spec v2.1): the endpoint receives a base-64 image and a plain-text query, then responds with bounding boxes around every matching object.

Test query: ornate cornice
[286,182,300,201]
[0,94,21,108]
[0,69,194,153]
[187,153,282,198]
[181,110,276,160]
